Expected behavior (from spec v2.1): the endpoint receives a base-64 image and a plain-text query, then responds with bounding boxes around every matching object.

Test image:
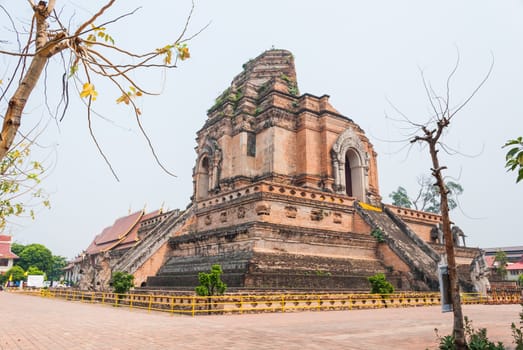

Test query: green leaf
[69,65,78,77]
[506,147,521,160]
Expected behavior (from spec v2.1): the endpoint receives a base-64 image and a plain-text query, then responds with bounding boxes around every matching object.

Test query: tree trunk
[0,55,48,160]
[0,3,65,161]
[429,141,466,349]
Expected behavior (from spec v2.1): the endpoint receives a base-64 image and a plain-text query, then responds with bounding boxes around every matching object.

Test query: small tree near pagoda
[368,273,394,294]
[111,271,134,295]
[195,264,227,313]
[195,264,227,297]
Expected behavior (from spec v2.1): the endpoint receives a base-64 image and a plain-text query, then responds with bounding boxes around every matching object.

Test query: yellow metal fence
[14,289,519,316]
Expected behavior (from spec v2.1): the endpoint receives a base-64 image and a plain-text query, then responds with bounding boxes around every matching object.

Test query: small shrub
[512,304,523,350]
[195,264,227,296]
[371,228,385,243]
[465,316,506,350]
[111,271,134,294]
[434,328,455,350]
[368,273,394,294]
[435,317,507,350]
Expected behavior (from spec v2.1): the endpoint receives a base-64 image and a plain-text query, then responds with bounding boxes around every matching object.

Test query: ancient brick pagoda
[144,49,483,291]
[70,49,488,292]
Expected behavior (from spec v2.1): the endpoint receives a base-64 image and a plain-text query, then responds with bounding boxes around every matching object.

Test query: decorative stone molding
[430,225,443,244]
[237,206,246,219]
[220,211,228,223]
[470,252,490,296]
[204,215,212,226]
[333,212,342,224]
[284,205,297,218]
[255,203,271,216]
[451,226,466,247]
[310,209,324,221]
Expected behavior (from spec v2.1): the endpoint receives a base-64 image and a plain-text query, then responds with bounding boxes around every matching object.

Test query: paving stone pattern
[0,292,519,349]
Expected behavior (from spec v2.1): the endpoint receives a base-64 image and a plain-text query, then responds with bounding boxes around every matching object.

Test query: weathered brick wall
[377,244,411,273]
[352,212,371,234]
[132,241,170,287]
[149,220,386,290]
[386,205,442,243]
[195,183,359,233]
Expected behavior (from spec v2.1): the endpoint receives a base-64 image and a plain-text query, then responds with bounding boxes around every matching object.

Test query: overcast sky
[2,0,522,258]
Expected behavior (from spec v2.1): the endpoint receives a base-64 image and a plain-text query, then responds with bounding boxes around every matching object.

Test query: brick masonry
[70,50,484,292]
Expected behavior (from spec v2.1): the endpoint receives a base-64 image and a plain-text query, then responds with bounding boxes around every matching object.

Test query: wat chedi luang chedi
[67,49,488,293]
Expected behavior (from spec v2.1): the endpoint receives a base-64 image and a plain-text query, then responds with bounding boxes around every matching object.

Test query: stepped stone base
[147,221,435,291]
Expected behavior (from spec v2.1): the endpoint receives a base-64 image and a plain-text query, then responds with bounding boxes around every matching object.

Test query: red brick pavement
[0,292,520,349]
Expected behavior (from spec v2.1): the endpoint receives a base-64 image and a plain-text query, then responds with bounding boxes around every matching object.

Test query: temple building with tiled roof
[0,235,19,275]
[64,209,171,289]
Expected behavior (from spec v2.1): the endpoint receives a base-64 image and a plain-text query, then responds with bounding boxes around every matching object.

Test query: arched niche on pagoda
[195,138,222,200]
[331,127,369,202]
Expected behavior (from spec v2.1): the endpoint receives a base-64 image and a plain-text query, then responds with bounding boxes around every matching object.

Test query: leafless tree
[390,53,493,349]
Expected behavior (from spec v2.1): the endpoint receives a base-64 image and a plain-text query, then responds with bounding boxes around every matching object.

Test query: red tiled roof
[113,209,162,251]
[96,211,144,244]
[85,209,162,255]
[0,237,18,259]
[0,235,12,242]
[508,262,523,271]
[72,255,84,264]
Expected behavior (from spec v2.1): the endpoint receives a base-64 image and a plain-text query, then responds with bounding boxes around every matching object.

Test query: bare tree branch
[74,0,116,37]
[46,0,57,15]
[444,48,460,118]
[449,53,494,120]
[420,67,442,121]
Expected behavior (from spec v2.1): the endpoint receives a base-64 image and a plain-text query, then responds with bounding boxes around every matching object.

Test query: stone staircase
[112,206,193,274]
[355,203,441,290]
[148,250,252,288]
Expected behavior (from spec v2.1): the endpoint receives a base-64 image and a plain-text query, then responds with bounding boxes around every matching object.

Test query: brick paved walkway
[0,292,520,349]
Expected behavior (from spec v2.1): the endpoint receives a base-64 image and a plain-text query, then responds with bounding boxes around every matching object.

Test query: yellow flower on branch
[116,94,130,105]
[176,44,190,61]
[80,83,98,101]
[156,45,174,65]
[85,24,115,46]
[116,86,142,105]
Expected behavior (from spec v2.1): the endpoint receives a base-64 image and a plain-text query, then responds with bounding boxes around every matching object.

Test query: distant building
[484,246,523,263]
[507,262,523,282]
[484,246,523,283]
[63,209,173,290]
[0,235,18,275]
